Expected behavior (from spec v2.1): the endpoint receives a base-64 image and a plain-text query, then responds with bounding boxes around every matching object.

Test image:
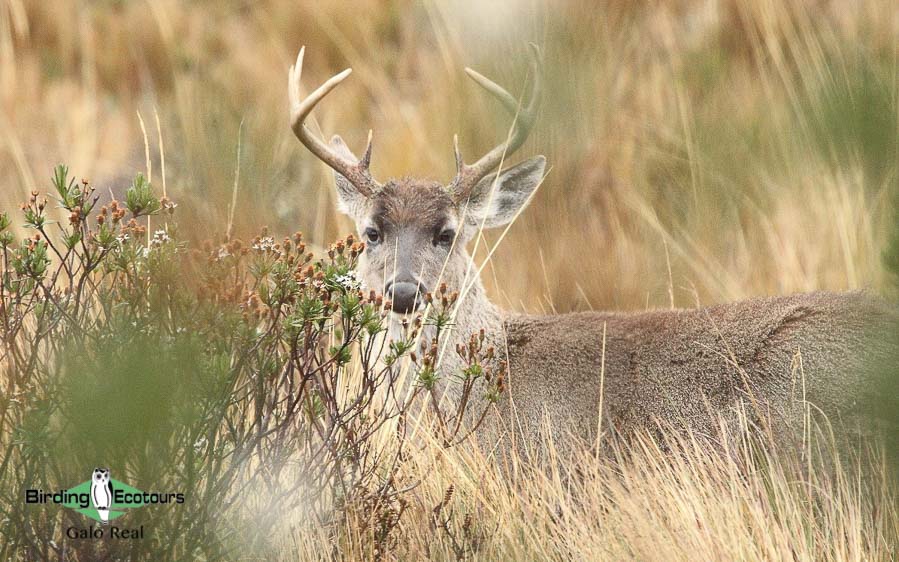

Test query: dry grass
[275,401,899,561]
[2,0,898,560]
[3,0,896,311]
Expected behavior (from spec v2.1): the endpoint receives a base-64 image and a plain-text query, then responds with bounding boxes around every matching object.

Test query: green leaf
[125,173,161,217]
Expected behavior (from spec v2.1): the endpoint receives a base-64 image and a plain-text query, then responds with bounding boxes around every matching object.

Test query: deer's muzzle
[385,280,426,314]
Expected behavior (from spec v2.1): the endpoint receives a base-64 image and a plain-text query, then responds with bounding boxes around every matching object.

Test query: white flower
[252,236,277,252]
[150,229,171,247]
[215,247,231,261]
[334,270,361,290]
[116,233,130,244]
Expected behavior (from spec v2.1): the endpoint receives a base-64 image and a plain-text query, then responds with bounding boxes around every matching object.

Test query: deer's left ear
[462,156,545,228]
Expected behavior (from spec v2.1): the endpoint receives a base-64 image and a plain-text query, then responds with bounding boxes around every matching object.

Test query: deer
[287,46,899,459]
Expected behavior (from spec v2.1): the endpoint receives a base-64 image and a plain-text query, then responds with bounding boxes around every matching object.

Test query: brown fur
[372,179,454,229]
[492,291,898,457]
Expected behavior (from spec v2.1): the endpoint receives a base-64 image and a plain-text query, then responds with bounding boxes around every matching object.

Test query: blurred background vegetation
[1,0,896,314]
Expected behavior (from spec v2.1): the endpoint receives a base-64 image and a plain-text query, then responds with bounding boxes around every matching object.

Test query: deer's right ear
[329,135,368,215]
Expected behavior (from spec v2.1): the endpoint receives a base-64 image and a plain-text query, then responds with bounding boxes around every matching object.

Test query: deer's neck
[430,265,507,401]
[447,277,505,356]
[380,256,508,402]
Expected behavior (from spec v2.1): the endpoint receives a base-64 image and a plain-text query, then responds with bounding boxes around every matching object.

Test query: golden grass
[2,0,897,560]
[277,415,898,561]
[2,0,896,311]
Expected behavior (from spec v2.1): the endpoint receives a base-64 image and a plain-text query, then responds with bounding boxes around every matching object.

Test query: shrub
[0,166,500,561]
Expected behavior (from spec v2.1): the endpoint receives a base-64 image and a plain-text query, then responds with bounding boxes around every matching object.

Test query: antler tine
[451,44,542,201]
[288,46,380,196]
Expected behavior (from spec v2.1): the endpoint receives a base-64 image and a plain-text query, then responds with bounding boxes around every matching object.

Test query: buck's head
[288,47,544,314]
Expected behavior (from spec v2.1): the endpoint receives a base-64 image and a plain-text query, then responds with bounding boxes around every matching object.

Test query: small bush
[0,166,499,561]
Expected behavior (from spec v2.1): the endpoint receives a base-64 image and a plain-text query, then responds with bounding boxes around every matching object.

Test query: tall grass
[1,0,895,311]
[287,418,897,561]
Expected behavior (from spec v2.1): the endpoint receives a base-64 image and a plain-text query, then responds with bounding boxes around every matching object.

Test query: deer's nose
[385,281,424,314]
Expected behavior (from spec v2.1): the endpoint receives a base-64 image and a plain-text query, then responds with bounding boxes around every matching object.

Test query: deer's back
[498,291,898,450]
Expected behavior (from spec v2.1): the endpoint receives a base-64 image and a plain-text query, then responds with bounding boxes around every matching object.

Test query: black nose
[385,281,424,314]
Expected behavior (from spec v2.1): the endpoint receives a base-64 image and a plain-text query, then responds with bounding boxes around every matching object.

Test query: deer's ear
[329,135,368,215]
[463,156,545,228]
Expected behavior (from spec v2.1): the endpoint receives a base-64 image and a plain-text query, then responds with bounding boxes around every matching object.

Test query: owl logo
[90,468,113,524]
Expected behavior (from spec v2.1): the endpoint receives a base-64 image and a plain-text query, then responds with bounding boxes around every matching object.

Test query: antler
[449,44,542,201]
[288,47,380,196]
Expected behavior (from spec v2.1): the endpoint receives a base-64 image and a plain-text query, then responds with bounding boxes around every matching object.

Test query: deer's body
[495,291,896,452]
[286,47,898,456]
[426,257,896,454]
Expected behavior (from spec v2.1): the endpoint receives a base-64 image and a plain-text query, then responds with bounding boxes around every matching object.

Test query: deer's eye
[364,227,380,245]
[435,229,455,247]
